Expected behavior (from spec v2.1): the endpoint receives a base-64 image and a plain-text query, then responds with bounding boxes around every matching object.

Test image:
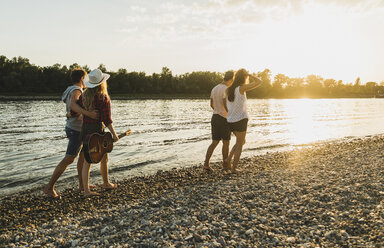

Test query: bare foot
[83,191,100,197]
[79,184,97,192]
[103,183,117,190]
[224,158,232,170]
[231,168,242,174]
[43,185,61,199]
[203,165,214,172]
[222,161,232,171]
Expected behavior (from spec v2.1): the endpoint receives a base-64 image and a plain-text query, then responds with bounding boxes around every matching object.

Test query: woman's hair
[227,68,247,102]
[82,81,109,111]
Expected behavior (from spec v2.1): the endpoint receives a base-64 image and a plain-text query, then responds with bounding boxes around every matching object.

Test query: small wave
[244,143,291,152]
[0,176,46,189]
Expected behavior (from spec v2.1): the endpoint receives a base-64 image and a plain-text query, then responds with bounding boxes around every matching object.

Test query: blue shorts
[65,126,82,157]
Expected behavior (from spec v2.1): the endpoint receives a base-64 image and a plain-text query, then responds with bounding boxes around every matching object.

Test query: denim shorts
[65,126,82,156]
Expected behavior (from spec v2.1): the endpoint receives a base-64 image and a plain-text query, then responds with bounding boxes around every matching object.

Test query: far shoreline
[0,94,381,101]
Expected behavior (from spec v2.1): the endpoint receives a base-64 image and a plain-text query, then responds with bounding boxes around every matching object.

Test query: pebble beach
[1,136,384,247]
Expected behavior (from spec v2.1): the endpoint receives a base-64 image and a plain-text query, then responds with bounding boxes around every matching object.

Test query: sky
[1,0,383,84]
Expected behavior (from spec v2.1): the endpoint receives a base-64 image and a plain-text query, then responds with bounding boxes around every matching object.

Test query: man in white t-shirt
[203,71,234,171]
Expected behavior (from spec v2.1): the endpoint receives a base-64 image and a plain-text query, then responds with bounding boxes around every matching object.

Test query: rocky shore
[1,136,384,247]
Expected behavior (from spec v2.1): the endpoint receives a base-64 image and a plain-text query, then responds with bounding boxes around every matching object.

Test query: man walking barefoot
[203,71,234,171]
[43,69,98,198]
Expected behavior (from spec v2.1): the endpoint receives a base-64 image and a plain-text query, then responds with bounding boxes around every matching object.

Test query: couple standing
[204,69,262,173]
[43,68,119,198]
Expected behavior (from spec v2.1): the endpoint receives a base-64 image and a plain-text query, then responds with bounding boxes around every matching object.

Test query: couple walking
[204,69,262,173]
[43,68,119,198]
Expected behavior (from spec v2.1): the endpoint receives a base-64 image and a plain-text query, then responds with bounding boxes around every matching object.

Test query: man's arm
[210,98,214,110]
[69,90,99,119]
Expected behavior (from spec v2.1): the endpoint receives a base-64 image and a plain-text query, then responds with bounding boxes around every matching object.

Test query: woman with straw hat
[79,68,119,196]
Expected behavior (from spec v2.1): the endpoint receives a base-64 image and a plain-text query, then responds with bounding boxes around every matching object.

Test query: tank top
[62,85,83,131]
[226,86,249,123]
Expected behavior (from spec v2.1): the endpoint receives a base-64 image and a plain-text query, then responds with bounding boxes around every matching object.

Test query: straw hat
[84,69,110,88]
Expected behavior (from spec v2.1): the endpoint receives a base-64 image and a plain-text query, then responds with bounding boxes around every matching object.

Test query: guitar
[87,129,131,163]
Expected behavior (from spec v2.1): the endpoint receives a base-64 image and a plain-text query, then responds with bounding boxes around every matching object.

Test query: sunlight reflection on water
[1,98,384,195]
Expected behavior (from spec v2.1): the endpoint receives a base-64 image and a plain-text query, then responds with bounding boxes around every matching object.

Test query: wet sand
[0,136,383,247]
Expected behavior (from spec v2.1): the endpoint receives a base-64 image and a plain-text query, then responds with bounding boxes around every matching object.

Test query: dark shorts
[65,126,82,157]
[228,118,248,132]
[211,114,231,141]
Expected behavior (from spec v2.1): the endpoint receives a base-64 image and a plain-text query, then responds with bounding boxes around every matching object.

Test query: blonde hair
[83,81,109,111]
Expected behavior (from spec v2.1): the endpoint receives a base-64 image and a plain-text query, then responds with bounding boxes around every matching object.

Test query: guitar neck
[118,133,126,139]
[116,129,131,140]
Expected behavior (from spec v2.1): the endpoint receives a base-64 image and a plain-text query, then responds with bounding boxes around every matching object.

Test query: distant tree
[250,68,271,98]
[69,63,81,71]
[98,64,107,72]
[354,77,361,86]
[1,54,381,98]
[306,75,324,97]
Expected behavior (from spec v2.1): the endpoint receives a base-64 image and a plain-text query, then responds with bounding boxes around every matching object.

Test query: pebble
[1,136,384,247]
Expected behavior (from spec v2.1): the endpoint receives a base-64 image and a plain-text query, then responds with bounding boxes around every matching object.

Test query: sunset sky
[1,0,383,84]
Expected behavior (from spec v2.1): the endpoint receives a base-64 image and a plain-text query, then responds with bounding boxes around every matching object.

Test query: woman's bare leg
[100,154,117,189]
[231,131,246,173]
[82,161,99,196]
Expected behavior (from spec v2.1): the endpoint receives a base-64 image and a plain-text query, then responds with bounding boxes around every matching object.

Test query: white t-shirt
[210,83,228,118]
[226,86,249,123]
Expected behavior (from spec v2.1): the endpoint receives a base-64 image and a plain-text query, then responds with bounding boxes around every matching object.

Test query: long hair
[83,81,109,111]
[227,69,247,102]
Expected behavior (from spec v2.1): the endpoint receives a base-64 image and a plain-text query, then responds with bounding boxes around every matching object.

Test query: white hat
[84,69,110,88]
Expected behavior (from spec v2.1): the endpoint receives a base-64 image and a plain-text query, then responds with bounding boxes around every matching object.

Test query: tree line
[1,55,383,98]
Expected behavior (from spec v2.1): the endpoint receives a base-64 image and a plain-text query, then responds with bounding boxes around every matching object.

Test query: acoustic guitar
[87,129,131,163]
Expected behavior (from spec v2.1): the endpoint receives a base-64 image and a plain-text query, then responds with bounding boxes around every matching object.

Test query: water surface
[1,98,383,195]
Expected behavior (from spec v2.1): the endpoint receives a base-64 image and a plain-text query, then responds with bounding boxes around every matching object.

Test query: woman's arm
[210,98,214,110]
[106,124,119,142]
[240,74,262,94]
[100,96,117,141]
[69,90,99,119]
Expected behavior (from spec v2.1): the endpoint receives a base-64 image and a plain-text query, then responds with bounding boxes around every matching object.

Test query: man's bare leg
[43,155,75,198]
[203,140,220,171]
[222,140,231,170]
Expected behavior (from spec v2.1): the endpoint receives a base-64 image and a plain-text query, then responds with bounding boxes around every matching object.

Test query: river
[1,98,384,195]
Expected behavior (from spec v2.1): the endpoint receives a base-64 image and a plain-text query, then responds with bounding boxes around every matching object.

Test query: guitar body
[88,132,113,163]
[87,129,131,163]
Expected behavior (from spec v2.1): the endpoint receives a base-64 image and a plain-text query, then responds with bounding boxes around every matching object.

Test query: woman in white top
[225,69,262,173]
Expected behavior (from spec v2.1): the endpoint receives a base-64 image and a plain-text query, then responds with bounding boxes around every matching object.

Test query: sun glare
[284,99,323,145]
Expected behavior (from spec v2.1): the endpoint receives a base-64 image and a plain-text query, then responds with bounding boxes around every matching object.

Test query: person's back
[62,85,83,132]
[226,86,248,123]
[203,70,234,172]
[210,83,228,118]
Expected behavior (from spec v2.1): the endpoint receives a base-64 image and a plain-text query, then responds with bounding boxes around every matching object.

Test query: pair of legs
[44,127,86,198]
[44,151,85,198]
[82,153,116,196]
[204,114,231,171]
[203,139,230,171]
[225,131,246,173]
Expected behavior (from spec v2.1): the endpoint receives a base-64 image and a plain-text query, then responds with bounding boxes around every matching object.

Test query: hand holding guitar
[87,128,131,163]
